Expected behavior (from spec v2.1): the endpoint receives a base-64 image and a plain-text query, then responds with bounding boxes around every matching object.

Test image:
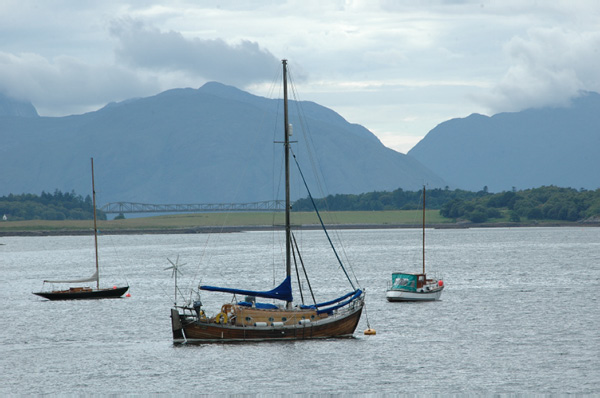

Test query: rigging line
[178,215,220,295]
[102,230,131,287]
[290,148,356,290]
[287,69,359,286]
[188,233,214,296]
[211,62,282,253]
[188,205,242,295]
[292,232,317,307]
[287,70,340,226]
[406,187,425,268]
[272,127,286,286]
[287,71,325,198]
[95,189,129,286]
[270,148,287,286]
[334,236,361,288]
[158,277,178,304]
[290,236,305,305]
[104,233,129,285]
[270,67,288,287]
[187,68,284,293]
[287,71,320,192]
[362,291,373,329]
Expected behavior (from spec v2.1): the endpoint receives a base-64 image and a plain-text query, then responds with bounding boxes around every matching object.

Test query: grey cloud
[479,27,600,113]
[0,51,158,116]
[110,20,280,86]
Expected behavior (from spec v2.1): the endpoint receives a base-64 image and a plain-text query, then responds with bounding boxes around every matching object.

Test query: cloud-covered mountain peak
[408,91,600,191]
[0,93,39,117]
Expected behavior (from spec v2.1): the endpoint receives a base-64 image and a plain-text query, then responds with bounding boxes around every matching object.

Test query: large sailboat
[385,186,444,302]
[33,158,129,300]
[170,60,365,343]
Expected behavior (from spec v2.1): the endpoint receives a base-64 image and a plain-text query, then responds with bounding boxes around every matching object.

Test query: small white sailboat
[386,186,444,302]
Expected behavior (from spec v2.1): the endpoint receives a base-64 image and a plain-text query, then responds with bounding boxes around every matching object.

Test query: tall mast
[283,59,291,309]
[91,157,100,290]
[422,185,426,275]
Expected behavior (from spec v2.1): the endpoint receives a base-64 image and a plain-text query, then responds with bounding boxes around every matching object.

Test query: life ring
[215,312,228,324]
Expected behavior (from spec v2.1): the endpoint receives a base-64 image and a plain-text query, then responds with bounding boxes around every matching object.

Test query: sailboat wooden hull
[33,286,129,300]
[169,61,365,344]
[171,305,363,343]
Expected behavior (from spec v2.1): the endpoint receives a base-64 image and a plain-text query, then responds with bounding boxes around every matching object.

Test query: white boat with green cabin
[386,272,443,302]
[386,186,444,302]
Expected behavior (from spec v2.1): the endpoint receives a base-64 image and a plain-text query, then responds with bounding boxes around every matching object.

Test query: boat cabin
[390,272,428,292]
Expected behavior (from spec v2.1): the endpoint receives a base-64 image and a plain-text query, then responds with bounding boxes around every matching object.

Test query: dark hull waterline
[33,286,129,300]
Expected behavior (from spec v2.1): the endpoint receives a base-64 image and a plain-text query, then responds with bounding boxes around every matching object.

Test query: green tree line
[440,186,600,223]
[0,190,106,221]
[292,187,486,212]
[4,186,599,223]
[293,185,600,223]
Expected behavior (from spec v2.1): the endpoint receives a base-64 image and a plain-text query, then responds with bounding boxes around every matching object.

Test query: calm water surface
[1,227,599,395]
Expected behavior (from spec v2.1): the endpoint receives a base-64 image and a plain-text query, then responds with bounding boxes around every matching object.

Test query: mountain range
[2,86,599,205]
[0,85,446,205]
[408,91,600,192]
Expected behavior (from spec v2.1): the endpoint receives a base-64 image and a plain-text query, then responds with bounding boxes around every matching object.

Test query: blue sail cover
[300,290,357,309]
[301,289,363,314]
[199,276,293,302]
[316,289,362,314]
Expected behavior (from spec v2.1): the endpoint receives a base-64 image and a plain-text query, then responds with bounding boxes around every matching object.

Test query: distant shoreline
[1,221,597,237]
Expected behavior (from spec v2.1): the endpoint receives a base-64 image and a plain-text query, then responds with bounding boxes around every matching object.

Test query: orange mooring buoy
[364,328,376,335]
[126,293,131,297]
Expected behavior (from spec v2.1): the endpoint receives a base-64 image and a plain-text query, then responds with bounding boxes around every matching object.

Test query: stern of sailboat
[171,308,186,342]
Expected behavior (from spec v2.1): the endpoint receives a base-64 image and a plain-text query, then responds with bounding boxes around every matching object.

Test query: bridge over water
[99,200,285,214]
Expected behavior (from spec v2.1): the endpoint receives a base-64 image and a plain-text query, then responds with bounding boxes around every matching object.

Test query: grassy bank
[2,210,589,236]
[0,210,450,233]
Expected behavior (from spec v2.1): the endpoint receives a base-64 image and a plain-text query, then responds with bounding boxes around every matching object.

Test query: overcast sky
[1,1,599,153]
